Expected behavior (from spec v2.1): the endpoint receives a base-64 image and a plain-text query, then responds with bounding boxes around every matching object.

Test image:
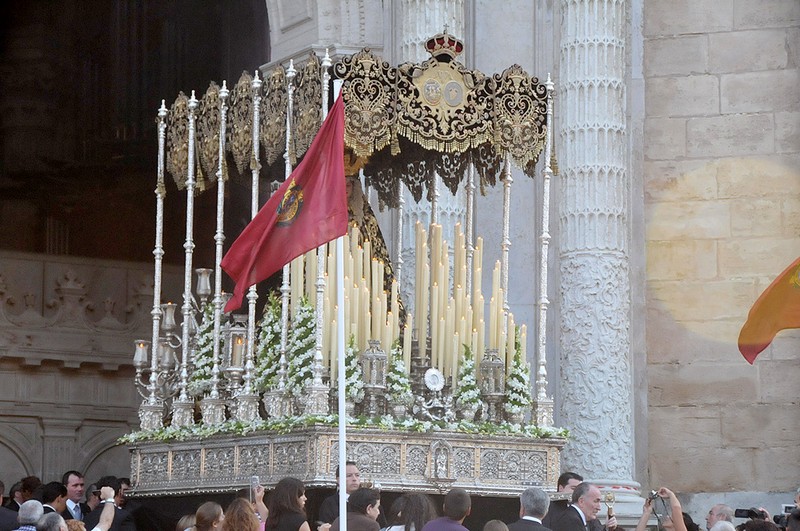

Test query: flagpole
[333,78,348,531]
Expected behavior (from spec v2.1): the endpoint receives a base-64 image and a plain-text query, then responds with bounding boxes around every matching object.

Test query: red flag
[738,256,800,364]
[221,95,347,313]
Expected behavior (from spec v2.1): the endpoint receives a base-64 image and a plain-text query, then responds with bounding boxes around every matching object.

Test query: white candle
[489,296,497,348]
[404,313,413,372]
[437,316,446,371]
[498,326,506,366]
[420,261,429,340]
[451,333,460,390]
[506,312,516,372]
[231,335,244,367]
[330,318,337,382]
[471,329,478,362]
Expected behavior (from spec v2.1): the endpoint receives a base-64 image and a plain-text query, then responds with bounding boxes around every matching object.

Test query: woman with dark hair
[331,488,381,531]
[223,498,260,531]
[194,501,224,531]
[384,493,438,531]
[266,478,310,531]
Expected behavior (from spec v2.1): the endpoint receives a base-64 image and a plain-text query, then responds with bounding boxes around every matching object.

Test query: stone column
[395,0,466,318]
[557,0,642,520]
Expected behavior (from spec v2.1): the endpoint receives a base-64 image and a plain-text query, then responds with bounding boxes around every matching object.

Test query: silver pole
[211,82,229,400]
[279,61,297,391]
[535,75,555,427]
[501,154,513,317]
[174,91,199,425]
[465,163,475,296]
[243,71,263,397]
[142,100,169,429]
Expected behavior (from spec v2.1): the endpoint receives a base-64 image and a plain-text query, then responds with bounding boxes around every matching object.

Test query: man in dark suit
[508,487,553,531]
[3,482,22,512]
[550,482,602,531]
[0,480,19,531]
[61,471,90,521]
[83,477,136,531]
[542,472,584,531]
[38,482,68,515]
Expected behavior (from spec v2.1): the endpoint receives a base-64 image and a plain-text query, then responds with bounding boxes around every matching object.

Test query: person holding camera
[634,488,687,531]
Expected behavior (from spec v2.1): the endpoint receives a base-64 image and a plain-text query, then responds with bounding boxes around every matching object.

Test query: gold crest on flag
[277,179,304,226]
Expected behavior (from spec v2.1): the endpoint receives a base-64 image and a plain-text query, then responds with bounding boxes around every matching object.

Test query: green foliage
[286,298,316,397]
[386,341,413,405]
[253,293,282,392]
[344,335,364,402]
[504,326,532,419]
[187,302,215,397]
[453,344,481,408]
[119,415,570,444]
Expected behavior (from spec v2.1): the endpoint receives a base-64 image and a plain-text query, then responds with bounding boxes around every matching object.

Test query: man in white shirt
[508,487,552,531]
[61,471,89,521]
[37,488,116,531]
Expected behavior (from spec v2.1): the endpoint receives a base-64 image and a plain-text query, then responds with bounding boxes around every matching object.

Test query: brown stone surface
[646,75,720,117]
[716,156,800,198]
[645,0,734,36]
[774,111,800,153]
[644,36,709,76]
[733,0,800,29]
[646,306,744,364]
[645,117,687,159]
[646,201,731,240]
[687,113,775,157]
[721,70,800,114]
[708,29,790,73]
[648,363,758,407]
[717,238,800,276]
[647,240,718,280]
[728,198,784,237]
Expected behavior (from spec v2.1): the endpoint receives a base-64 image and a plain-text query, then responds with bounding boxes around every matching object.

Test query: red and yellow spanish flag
[221,95,347,313]
[737,256,800,364]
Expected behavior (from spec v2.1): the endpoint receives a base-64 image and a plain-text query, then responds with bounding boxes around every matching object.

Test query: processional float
[127,32,566,497]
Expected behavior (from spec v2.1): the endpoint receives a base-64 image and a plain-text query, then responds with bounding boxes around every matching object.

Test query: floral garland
[119,414,569,444]
[187,302,215,397]
[253,293,282,392]
[453,344,481,409]
[504,327,532,419]
[344,335,364,403]
[285,298,316,397]
[386,341,413,406]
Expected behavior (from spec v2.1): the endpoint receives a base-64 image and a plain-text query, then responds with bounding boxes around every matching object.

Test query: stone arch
[78,425,136,481]
[0,431,38,482]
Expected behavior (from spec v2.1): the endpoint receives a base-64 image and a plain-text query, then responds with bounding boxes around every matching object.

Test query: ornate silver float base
[200,397,226,425]
[234,393,260,422]
[304,384,330,416]
[534,398,554,427]
[128,425,565,497]
[172,399,195,427]
[138,403,164,431]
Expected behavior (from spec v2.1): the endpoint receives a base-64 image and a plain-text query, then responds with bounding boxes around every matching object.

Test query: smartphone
[250,475,260,503]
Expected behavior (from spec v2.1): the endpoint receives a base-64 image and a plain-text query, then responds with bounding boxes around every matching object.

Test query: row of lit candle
[281,220,527,387]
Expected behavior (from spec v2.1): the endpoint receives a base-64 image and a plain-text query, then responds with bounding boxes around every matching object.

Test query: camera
[734,508,767,520]
[648,490,659,501]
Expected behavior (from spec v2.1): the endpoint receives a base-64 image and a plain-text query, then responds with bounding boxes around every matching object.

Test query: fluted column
[558,0,640,515]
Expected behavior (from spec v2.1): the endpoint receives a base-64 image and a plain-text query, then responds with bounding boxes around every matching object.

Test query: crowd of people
[0,473,132,531]
[1,466,798,531]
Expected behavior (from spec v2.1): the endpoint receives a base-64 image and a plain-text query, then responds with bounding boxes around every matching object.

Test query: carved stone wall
[0,251,183,482]
[265,0,385,64]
